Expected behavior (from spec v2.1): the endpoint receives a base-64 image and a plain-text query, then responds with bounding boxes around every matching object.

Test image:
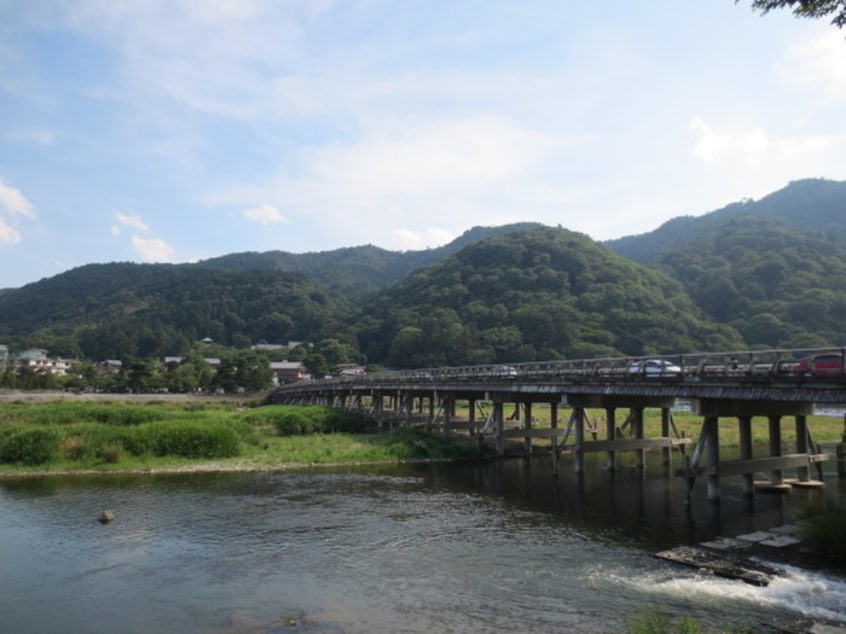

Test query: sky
[1,1,845,289]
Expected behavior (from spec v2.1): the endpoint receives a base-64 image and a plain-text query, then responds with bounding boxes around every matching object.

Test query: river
[1,453,845,633]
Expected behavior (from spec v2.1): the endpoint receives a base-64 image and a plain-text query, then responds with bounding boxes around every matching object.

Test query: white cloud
[0,179,35,218]
[777,29,846,103]
[242,203,289,225]
[0,218,22,244]
[689,116,837,166]
[115,212,150,232]
[307,116,550,197]
[131,235,176,262]
[391,227,456,251]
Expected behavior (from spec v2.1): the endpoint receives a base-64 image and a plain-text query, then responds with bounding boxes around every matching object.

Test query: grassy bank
[1,398,844,475]
[0,399,494,475]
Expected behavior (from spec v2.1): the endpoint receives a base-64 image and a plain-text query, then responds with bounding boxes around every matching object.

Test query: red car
[794,352,844,377]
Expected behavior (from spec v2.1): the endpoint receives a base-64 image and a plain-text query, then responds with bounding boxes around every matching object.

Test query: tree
[739,1,846,28]
[235,351,273,392]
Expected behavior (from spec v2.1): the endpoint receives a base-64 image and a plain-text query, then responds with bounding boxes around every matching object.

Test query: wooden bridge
[270,348,846,502]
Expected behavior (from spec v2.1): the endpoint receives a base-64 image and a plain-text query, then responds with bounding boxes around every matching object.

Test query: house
[337,363,366,376]
[95,360,123,376]
[16,349,75,376]
[163,356,221,371]
[270,361,307,385]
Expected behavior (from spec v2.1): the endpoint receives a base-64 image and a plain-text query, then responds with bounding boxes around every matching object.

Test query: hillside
[651,214,846,349]
[0,265,351,360]
[605,178,846,264]
[0,179,844,366]
[198,223,543,301]
[355,226,742,367]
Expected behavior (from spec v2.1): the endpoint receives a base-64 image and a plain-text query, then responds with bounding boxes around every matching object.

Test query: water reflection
[0,455,843,634]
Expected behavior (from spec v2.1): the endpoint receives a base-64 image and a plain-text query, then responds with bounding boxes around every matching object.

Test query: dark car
[794,352,844,377]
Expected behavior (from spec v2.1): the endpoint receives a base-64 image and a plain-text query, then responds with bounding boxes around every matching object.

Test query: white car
[492,365,518,378]
[627,359,681,376]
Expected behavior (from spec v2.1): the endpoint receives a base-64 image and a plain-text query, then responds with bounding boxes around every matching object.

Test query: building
[15,349,75,376]
[270,361,308,385]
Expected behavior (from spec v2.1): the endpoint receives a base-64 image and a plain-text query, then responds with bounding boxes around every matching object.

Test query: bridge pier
[268,354,840,508]
[682,399,826,502]
[605,407,616,471]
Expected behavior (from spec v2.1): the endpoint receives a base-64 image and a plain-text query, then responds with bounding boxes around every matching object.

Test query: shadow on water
[422,450,845,552]
[1,450,844,633]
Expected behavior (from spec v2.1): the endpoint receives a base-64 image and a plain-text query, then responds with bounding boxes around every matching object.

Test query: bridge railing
[279,346,846,390]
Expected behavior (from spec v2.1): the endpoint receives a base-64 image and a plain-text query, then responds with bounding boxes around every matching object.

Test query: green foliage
[380,427,494,460]
[139,421,241,458]
[741,1,846,29]
[800,499,846,564]
[243,405,369,436]
[625,608,703,634]
[359,226,742,365]
[0,428,59,465]
[1,180,846,368]
[650,215,846,348]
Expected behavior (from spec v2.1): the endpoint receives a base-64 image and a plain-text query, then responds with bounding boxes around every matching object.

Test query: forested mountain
[198,223,543,301]
[0,264,352,361]
[354,227,743,367]
[0,179,843,367]
[651,215,846,349]
[605,178,846,264]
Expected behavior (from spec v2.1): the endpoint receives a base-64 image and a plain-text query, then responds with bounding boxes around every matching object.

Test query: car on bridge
[794,351,844,377]
[627,359,682,377]
[492,365,518,378]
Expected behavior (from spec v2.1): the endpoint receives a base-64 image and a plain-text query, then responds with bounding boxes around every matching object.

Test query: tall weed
[0,428,60,466]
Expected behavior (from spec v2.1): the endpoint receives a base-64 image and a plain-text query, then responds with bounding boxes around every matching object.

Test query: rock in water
[98,510,115,524]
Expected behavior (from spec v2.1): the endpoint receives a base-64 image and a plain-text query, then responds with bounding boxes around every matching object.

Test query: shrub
[244,406,369,436]
[801,499,846,563]
[0,428,60,466]
[139,422,241,459]
[60,436,87,461]
[97,442,123,464]
[625,608,702,634]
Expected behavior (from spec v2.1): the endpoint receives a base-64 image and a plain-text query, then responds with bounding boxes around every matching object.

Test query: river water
[1,453,845,633]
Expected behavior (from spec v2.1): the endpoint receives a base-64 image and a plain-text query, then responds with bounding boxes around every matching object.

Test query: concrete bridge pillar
[494,400,505,456]
[795,415,810,483]
[705,416,720,502]
[524,402,533,454]
[574,407,585,474]
[768,415,784,486]
[661,408,671,465]
[738,415,753,496]
[551,401,560,475]
[633,407,645,468]
[442,394,453,438]
[605,407,617,471]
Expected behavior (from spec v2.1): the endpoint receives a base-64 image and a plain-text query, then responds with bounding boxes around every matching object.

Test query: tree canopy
[740,1,846,28]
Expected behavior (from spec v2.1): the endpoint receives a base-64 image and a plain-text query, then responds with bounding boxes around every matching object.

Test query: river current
[1,454,845,633]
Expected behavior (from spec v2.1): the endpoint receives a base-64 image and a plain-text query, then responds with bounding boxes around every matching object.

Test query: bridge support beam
[683,398,825,502]
[551,401,560,475]
[605,407,616,471]
[494,400,505,456]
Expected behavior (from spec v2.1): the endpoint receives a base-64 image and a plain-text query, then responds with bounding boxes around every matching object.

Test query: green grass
[625,608,704,634]
[799,498,846,566]
[0,398,841,474]
[0,399,493,473]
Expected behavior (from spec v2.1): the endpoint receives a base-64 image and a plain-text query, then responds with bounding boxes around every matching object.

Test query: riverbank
[0,397,495,476]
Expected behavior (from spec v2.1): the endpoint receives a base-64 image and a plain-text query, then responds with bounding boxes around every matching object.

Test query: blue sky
[1,1,845,289]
